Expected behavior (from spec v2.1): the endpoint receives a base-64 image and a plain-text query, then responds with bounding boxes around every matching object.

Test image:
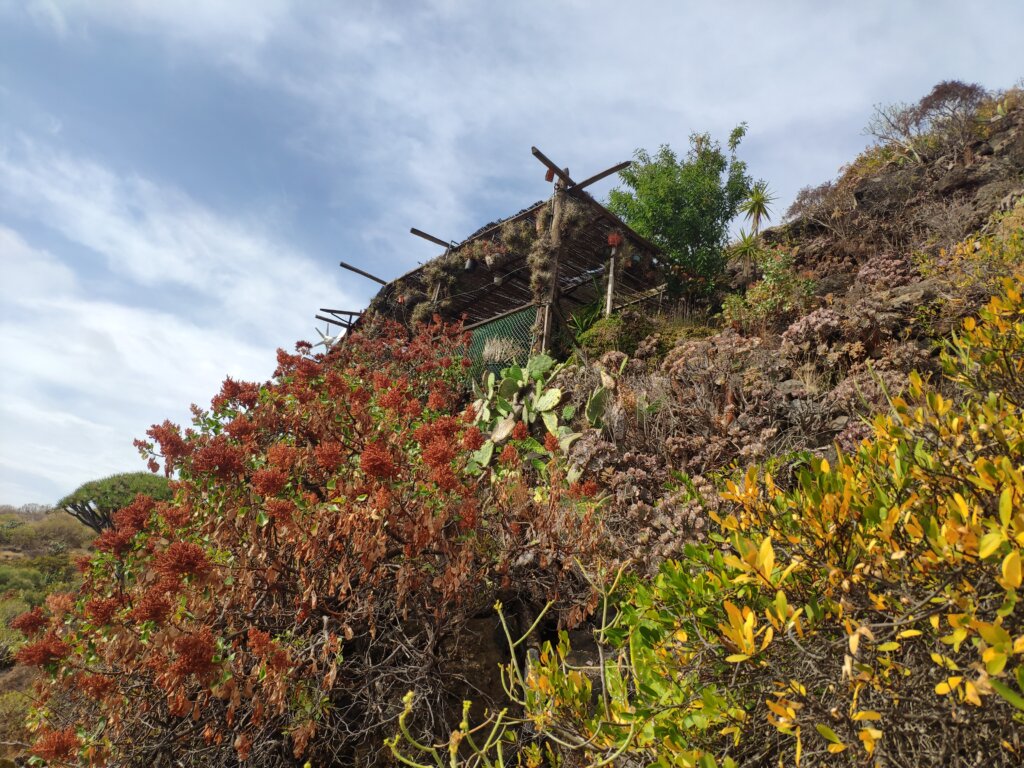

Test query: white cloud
[0,140,351,343]
[8,1,1023,251]
[0,140,356,504]
[0,224,277,503]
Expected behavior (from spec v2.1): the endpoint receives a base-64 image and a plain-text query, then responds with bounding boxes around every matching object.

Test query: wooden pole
[338,261,387,286]
[605,247,617,317]
[410,228,454,249]
[540,176,567,353]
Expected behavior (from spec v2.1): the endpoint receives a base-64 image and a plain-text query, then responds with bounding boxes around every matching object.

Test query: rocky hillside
[556,85,1024,569]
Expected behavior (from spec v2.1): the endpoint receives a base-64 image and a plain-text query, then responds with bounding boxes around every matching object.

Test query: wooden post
[540,173,567,353]
[605,247,617,317]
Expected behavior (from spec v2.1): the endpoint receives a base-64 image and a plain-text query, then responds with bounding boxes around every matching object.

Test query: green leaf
[815,724,840,743]
[559,431,582,454]
[979,530,1005,559]
[991,679,1024,711]
[473,441,495,468]
[497,376,521,401]
[526,354,555,381]
[562,404,576,421]
[542,411,558,436]
[586,386,609,427]
[534,388,562,412]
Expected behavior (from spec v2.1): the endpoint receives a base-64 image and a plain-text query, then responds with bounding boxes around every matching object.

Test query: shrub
[576,311,654,358]
[435,274,1024,767]
[27,318,604,767]
[865,80,988,164]
[721,248,814,334]
[608,129,754,299]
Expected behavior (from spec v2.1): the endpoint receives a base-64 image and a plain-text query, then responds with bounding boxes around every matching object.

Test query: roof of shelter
[367,185,666,328]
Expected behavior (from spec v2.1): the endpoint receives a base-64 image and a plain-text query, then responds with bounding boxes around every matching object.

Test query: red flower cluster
[191,435,245,479]
[569,479,599,498]
[95,526,134,557]
[313,441,344,470]
[143,419,188,472]
[462,426,485,451]
[76,672,116,700]
[130,589,172,624]
[225,415,257,442]
[11,606,48,637]
[360,441,397,480]
[266,443,298,469]
[544,432,559,453]
[171,626,217,682]
[213,376,260,409]
[159,500,192,529]
[499,444,520,466]
[45,592,74,618]
[243,626,289,671]
[154,541,211,581]
[32,726,80,763]
[112,494,156,537]
[457,499,480,531]
[86,596,122,625]
[252,467,288,497]
[265,498,297,525]
[16,634,71,666]
[421,438,456,470]
[511,421,529,440]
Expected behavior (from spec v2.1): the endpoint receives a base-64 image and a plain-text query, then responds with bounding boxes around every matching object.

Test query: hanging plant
[499,218,537,256]
[409,300,435,327]
[528,234,556,303]
[535,202,552,235]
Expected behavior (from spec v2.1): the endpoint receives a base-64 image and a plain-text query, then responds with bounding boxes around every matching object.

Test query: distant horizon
[2,1,1022,504]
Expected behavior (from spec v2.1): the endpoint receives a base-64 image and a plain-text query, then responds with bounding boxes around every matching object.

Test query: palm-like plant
[729,228,762,278]
[740,181,776,234]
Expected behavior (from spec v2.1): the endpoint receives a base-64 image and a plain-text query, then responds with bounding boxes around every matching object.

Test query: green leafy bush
[608,129,754,299]
[721,248,814,334]
[576,311,654,358]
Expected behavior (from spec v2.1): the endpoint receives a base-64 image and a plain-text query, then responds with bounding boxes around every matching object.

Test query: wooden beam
[531,146,574,186]
[338,261,387,285]
[318,308,362,316]
[316,314,351,328]
[613,284,667,311]
[570,160,631,192]
[410,228,454,249]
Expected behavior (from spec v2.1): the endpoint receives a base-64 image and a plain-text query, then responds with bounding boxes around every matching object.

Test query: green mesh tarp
[467,306,537,376]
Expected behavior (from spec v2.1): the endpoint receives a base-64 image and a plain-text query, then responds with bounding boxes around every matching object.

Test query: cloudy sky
[0,1,1021,504]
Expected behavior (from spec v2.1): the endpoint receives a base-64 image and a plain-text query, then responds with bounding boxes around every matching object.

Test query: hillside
[5,82,1024,767]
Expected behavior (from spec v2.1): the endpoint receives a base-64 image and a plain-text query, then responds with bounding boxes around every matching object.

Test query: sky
[0,1,1021,505]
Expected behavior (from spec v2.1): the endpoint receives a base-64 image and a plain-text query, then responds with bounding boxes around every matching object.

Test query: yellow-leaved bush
[391,274,1024,768]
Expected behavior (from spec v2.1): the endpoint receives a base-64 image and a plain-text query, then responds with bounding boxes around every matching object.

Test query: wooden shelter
[321,148,667,360]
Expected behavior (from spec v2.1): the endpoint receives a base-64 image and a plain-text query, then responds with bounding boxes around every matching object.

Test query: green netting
[467,306,537,376]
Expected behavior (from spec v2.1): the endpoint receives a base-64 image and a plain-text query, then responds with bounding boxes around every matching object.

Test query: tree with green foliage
[608,126,754,298]
[56,471,172,534]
